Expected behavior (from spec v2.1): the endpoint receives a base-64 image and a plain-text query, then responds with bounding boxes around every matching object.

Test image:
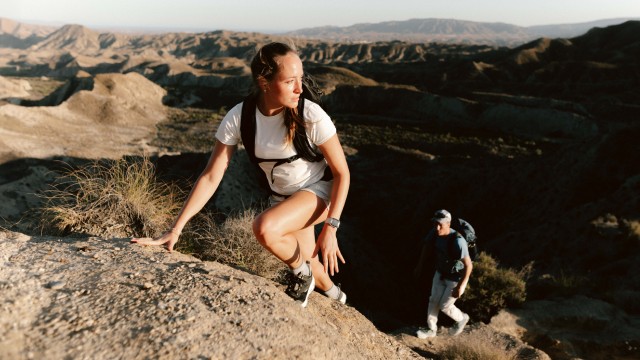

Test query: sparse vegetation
[40,156,183,238]
[39,156,283,280]
[152,107,220,153]
[13,76,65,101]
[185,209,286,280]
[438,335,518,360]
[458,253,528,323]
[527,269,590,301]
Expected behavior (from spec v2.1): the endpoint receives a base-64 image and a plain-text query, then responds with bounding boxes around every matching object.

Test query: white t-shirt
[215,99,336,196]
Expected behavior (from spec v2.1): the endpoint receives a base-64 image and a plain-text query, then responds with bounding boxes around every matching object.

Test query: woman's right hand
[131,230,180,252]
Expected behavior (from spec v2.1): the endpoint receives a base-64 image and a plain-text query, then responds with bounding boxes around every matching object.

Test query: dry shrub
[439,335,518,360]
[458,253,528,323]
[39,155,283,280]
[40,157,183,238]
[527,269,589,301]
[189,209,286,280]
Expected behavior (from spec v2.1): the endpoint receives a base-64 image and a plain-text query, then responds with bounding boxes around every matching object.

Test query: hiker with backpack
[132,42,350,308]
[414,209,473,338]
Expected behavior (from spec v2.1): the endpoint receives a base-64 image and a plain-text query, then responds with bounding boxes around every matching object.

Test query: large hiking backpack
[450,217,478,261]
[239,83,331,197]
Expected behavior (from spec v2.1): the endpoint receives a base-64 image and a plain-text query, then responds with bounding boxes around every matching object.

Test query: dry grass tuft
[40,157,183,238]
[39,156,283,280]
[439,335,518,360]
[188,209,286,280]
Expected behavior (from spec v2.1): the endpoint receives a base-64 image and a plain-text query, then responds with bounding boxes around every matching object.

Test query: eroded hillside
[1,19,639,360]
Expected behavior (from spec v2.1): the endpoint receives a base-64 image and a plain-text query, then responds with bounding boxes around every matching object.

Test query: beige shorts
[269,180,333,208]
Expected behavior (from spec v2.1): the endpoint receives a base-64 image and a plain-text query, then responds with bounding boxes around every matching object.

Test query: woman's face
[263,52,303,112]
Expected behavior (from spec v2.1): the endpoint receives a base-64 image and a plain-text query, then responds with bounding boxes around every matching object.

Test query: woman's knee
[252,213,281,246]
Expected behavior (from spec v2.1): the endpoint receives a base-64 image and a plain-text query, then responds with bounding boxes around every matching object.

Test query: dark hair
[249,42,323,144]
[250,42,295,86]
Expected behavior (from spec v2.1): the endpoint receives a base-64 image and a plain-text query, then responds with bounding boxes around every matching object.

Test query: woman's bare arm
[131,140,235,251]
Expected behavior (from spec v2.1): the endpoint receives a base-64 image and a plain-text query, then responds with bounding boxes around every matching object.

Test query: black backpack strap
[294,95,333,181]
[240,94,258,164]
[240,91,334,191]
[447,232,463,262]
[292,97,325,163]
[437,232,464,281]
[241,94,323,164]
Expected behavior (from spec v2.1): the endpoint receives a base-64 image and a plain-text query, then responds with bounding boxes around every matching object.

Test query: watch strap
[325,217,340,229]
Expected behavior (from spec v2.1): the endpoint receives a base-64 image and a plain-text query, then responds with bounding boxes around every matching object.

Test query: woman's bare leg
[291,225,333,291]
[253,190,333,290]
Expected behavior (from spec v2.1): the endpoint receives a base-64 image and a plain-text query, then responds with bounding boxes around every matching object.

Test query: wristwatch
[325,217,340,229]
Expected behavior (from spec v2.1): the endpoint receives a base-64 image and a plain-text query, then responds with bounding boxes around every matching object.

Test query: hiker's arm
[453,256,473,298]
[170,141,235,233]
[131,141,235,251]
[314,134,350,276]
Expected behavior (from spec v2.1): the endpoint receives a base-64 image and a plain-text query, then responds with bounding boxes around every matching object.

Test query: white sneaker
[416,327,437,339]
[450,313,469,336]
[324,283,347,304]
[335,285,347,304]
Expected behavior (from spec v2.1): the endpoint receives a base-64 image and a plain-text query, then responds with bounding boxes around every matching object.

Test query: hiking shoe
[450,313,469,336]
[416,327,437,339]
[285,261,315,308]
[322,283,347,304]
[335,284,347,304]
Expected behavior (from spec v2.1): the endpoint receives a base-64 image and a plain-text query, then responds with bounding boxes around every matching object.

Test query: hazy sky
[6,0,640,32]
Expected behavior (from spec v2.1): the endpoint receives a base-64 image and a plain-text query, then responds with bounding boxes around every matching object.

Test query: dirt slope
[0,72,166,163]
[0,230,419,360]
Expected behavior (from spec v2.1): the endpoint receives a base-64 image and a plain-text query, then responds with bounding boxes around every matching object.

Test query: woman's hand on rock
[131,231,180,252]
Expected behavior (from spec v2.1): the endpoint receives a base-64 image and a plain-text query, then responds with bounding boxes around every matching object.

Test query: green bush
[40,157,183,238]
[458,252,528,323]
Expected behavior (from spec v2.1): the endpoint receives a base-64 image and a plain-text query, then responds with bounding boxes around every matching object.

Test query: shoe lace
[286,272,305,294]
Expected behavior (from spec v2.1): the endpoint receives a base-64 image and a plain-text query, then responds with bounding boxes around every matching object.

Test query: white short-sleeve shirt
[215,99,336,196]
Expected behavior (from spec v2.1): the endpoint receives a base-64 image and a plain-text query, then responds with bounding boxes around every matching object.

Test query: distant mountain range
[0,17,57,48]
[283,17,640,46]
[1,17,639,48]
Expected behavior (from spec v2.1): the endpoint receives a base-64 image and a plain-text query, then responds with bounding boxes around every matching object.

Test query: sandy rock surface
[0,230,419,360]
[0,75,31,99]
[0,73,166,164]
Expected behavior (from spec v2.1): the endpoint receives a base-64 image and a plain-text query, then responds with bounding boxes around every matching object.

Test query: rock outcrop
[0,231,419,359]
